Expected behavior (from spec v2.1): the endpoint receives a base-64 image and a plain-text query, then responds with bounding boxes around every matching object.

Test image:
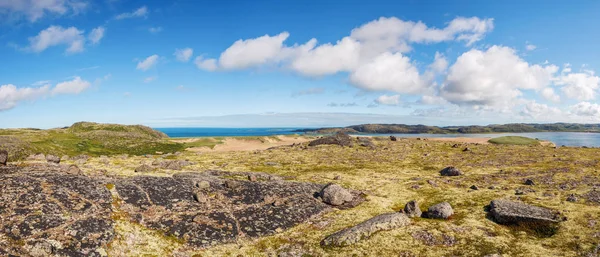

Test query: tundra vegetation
[0,123,599,256]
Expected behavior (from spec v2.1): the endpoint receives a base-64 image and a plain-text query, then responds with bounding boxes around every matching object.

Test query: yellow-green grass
[488,136,541,146]
[64,137,599,257]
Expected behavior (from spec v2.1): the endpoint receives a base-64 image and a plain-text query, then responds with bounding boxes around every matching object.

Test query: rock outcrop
[321,212,411,247]
[488,199,563,233]
[309,132,353,147]
[440,166,463,176]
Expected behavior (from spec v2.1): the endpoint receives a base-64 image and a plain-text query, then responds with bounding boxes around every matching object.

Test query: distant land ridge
[296,123,600,134]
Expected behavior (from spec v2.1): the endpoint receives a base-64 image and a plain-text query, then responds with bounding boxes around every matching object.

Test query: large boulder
[320,184,353,206]
[46,154,60,164]
[357,137,375,148]
[488,199,563,226]
[135,164,155,173]
[309,132,353,147]
[425,202,454,219]
[321,212,411,247]
[440,166,463,176]
[404,200,422,218]
[0,150,7,165]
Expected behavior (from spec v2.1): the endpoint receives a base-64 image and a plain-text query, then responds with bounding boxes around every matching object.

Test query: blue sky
[1,0,599,128]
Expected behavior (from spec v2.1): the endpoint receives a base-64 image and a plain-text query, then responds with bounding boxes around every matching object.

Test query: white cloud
[557,70,599,101]
[570,102,600,117]
[115,6,147,20]
[52,76,91,94]
[174,48,193,62]
[219,32,290,69]
[349,52,424,94]
[0,77,91,111]
[429,52,448,74]
[136,54,159,71]
[289,37,361,76]
[520,101,562,119]
[88,26,105,45]
[28,25,85,53]
[441,45,558,107]
[194,56,218,71]
[143,76,157,83]
[149,27,163,34]
[541,87,560,103]
[375,94,401,106]
[0,0,87,22]
[526,44,536,51]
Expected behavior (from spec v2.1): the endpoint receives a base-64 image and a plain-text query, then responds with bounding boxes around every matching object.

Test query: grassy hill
[0,122,186,160]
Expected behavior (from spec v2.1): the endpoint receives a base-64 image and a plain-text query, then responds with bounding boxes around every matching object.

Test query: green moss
[488,136,540,145]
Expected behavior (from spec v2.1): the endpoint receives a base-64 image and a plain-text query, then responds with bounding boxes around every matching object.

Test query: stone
[248,174,257,182]
[390,136,397,141]
[308,132,353,147]
[134,164,154,173]
[525,179,535,186]
[404,200,422,218]
[265,162,279,166]
[566,194,578,202]
[463,147,471,152]
[0,150,7,165]
[470,185,479,190]
[425,202,454,219]
[451,144,459,148]
[321,213,410,247]
[195,180,210,189]
[320,184,353,206]
[65,165,81,175]
[61,155,70,161]
[488,199,563,228]
[358,137,376,148]
[440,166,463,176]
[46,154,60,164]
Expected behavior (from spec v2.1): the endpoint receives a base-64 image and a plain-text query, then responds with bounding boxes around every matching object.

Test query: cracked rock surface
[0,165,364,255]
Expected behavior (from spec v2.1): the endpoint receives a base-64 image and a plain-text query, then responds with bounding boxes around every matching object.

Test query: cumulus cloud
[0,77,91,111]
[174,48,193,62]
[541,87,560,103]
[526,44,536,51]
[136,55,159,71]
[115,6,147,20]
[88,26,105,45]
[28,25,85,53]
[219,32,290,69]
[557,70,599,101]
[291,87,324,97]
[289,37,361,76]
[440,46,558,107]
[194,56,218,71]
[0,0,87,22]
[520,101,562,119]
[570,102,600,116]
[375,94,401,106]
[52,76,90,94]
[350,52,424,94]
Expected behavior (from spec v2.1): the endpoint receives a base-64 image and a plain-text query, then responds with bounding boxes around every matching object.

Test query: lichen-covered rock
[309,132,353,147]
[0,149,7,165]
[134,164,154,173]
[320,183,353,206]
[440,166,463,176]
[62,164,82,175]
[488,199,563,226]
[46,154,60,164]
[426,202,454,219]
[321,212,411,247]
[404,200,422,218]
[358,137,376,148]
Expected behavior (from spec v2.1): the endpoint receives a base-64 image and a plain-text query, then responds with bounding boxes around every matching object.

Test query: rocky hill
[298,123,600,134]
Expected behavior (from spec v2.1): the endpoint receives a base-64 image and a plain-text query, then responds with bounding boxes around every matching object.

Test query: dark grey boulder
[525,179,535,186]
[309,132,353,147]
[404,200,422,218]
[321,212,410,247]
[440,166,463,176]
[320,184,353,206]
[488,199,563,227]
[390,136,397,141]
[0,150,7,165]
[426,202,454,219]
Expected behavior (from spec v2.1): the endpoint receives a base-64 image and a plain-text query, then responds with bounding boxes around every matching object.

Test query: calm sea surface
[155,128,600,147]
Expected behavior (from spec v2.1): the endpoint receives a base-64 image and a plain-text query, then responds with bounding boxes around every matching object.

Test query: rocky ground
[1,133,600,256]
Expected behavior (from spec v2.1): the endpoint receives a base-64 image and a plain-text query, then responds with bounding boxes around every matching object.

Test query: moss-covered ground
[34,136,598,256]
